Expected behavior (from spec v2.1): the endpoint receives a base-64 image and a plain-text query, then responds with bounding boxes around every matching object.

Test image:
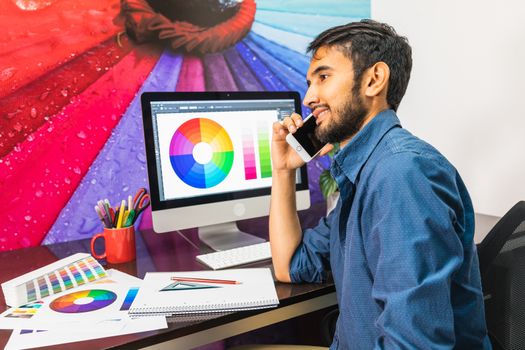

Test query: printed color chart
[23,256,107,304]
[49,289,117,313]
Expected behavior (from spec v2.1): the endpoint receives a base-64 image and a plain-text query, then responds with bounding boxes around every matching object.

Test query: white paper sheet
[3,269,167,349]
[4,316,166,350]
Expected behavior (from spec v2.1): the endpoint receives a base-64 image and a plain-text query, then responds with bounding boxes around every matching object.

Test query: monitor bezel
[141,91,308,211]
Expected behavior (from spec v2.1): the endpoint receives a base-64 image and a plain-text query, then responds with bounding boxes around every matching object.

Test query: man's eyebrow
[311,65,333,76]
[306,65,333,86]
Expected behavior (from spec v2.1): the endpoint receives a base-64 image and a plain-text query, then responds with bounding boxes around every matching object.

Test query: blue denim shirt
[290,110,491,349]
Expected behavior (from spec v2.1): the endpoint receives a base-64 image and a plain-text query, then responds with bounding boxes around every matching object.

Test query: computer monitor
[141,91,310,251]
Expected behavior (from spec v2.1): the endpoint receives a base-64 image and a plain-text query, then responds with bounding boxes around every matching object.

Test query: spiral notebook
[128,268,279,316]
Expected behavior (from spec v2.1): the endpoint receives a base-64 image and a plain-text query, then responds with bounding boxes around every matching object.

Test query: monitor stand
[198,222,266,251]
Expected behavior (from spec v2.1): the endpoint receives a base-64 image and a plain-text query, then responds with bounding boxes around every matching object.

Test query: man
[270,20,491,349]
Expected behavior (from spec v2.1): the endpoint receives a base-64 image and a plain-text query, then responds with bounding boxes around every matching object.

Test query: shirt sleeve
[289,207,335,283]
[363,151,470,349]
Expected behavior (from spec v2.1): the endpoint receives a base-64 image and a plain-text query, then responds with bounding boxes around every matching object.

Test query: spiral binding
[128,298,279,316]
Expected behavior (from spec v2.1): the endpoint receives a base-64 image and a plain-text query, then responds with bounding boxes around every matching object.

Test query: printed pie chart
[49,289,117,313]
[170,118,234,188]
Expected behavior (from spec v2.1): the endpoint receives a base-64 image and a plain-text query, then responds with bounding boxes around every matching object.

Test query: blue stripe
[235,41,288,92]
[256,0,370,18]
[255,11,363,38]
[247,32,310,75]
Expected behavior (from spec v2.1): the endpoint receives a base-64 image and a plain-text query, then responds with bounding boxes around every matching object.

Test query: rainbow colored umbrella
[0,0,369,251]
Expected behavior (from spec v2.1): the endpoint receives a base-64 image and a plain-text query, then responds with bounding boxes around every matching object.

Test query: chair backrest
[477,201,525,275]
[477,201,525,350]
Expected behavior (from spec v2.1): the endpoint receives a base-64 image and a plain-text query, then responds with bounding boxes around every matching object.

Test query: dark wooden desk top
[0,203,335,349]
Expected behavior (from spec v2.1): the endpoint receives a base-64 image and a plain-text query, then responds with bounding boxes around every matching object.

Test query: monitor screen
[141,91,310,250]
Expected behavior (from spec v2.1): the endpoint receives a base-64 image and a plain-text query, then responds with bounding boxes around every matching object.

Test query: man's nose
[303,86,319,108]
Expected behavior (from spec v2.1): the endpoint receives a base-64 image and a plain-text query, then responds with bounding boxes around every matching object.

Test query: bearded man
[269,19,491,349]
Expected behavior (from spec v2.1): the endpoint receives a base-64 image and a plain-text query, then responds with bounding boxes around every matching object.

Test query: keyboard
[196,242,272,270]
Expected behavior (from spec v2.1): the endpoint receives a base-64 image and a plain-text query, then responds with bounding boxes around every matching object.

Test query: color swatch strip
[25,281,36,303]
[78,260,95,282]
[5,301,43,319]
[257,122,272,178]
[120,287,139,311]
[242,128,257,180]
[23,257,107,302]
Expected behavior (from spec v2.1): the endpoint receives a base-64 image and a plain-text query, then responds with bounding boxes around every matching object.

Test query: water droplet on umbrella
[73,166,81,174]
[77,131,87,139]
[61,89,68,97]
[39,91,50,100]
[0,67,16,81]
[13,0,59,11]
[30,107,37,118]
[24,215,32,221]
[64,177,71,184]
[35,190,43,197]
[26,134,35,141]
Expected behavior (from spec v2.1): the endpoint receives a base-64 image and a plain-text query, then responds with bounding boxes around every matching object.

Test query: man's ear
[363,62,390,98]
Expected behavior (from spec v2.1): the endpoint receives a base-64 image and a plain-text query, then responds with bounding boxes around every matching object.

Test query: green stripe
[258,127,272,178]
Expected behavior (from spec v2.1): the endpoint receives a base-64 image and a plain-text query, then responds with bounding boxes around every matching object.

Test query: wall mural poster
[0,0,370,251]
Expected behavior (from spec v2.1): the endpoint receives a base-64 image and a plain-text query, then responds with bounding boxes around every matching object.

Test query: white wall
[372,0,525,216]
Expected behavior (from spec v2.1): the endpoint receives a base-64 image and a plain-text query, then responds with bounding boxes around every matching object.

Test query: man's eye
[320,74,328,81]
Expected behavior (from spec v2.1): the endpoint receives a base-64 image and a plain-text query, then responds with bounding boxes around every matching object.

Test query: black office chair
[477,201,525,350]
[319,201,525,349]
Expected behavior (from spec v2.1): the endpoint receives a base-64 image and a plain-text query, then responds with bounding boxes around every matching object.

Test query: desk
[0,203,337,349]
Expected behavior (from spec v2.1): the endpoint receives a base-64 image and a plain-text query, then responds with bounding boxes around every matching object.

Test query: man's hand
[271,113,305,172]
[271,113,333,171]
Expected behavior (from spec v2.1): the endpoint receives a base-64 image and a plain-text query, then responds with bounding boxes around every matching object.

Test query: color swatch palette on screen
[1,253,108,307]
[241,122,272,180]
[170,118,234,188]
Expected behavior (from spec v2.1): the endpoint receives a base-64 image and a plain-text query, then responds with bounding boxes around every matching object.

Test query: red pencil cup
[90,226,136,264]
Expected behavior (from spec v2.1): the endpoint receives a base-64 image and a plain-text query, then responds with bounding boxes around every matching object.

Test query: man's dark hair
[307,19,412,111]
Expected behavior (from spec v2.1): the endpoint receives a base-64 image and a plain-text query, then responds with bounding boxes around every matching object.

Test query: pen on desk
[170,277,241,285]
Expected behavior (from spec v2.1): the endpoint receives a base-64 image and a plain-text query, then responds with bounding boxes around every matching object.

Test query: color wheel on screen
[169,118,234,188]
[49,289,117,313]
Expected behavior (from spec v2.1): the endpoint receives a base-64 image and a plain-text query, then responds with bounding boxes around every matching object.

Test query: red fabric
[0,45,161,252]
[120,0,256,54]
[0,37,133,158]
[0,0,122,99]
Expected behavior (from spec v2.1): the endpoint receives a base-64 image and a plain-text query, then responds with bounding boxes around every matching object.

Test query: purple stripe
[203,53,238,91]
[44,50,183,244]
[222,47,264,91]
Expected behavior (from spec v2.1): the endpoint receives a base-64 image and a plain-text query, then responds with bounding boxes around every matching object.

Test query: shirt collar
[331,109,401,186]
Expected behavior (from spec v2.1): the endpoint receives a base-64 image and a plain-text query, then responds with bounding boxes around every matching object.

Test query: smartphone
[285,113,325,162]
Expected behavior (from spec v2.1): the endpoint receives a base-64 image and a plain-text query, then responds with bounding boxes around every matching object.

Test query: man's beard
[315,90,368,144]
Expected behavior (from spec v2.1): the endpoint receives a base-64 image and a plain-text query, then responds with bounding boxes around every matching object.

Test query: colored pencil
[170,277,241,285]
